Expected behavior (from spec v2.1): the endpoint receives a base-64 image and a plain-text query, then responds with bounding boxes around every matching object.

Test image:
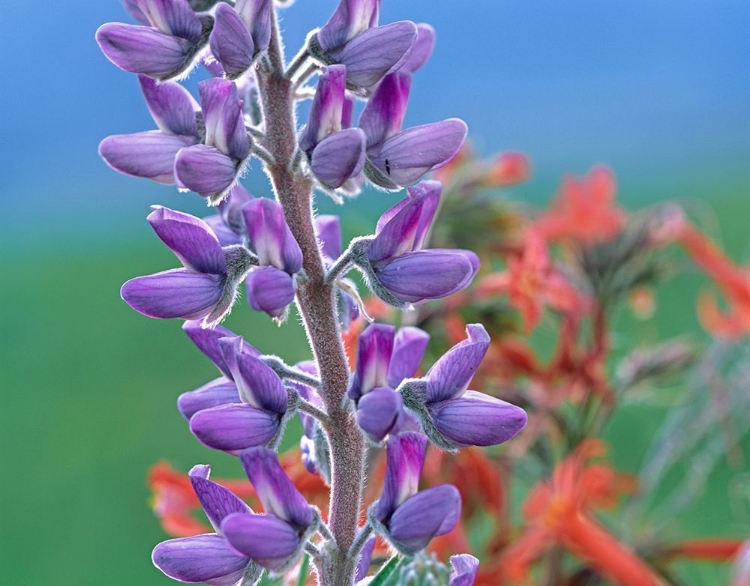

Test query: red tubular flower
[482,152,529,187]
[537,166,625,245]
[668,539,744,562]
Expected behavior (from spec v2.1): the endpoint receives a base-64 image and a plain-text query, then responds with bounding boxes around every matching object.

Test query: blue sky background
[1,0,748,245]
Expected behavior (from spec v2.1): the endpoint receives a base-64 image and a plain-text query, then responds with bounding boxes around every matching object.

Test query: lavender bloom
[152,464,258,584]
[348,323,429,441]
[355,536,376,581]
[182,319,261,380]
[234,0,272,54]
[298,66,366,190]
[311,0,417,89]
[399,23,435,74]
[175,79,250,203]
[120,207,253,326]
[99,75,200,184]
[373,433,461,554]
[360,181,479,305]
[243,198,302,319]
[287,360,322,474]
[209,3,255,78]
[315,215,360,329]
[449,554,480,586]
[359,72,467,189]
[203,184,255,247]
[96,0,210,80]
[221,448,314,570]
[421,324,528,448]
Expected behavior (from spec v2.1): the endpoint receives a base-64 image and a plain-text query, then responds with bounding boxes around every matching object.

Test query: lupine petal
[358,72,411,148]
[174,144,238,198]
[356,386,403,441]
[425,324,490,403]
[219,183,255,235]
[315,215,342,261]
[387,327,429,388]
[190,403,280,452]
[132,0,202,41]
[299,65,347,153]
[376,432,427,523]
[374,250,476,304]
[221,343,287,413]
[245,266,296,319]
[199,79,250,160]
[96,23,193,78]
[148,206,226,274]
[138,74,199,137]
[152,534,248,584]
[99,131,196,184]
[369,119,467,186]
[349,323,395,400]
[242,198,302,274]
[221,513,300,570]
[123,0,150,25]
[189,464,253,532]
[310,128,367,189]
[121,269,223,319]
[183,321,260,379]
[317,0,380,54]
[400,23,435,74]
[178,378,240,420]
[449,554,480,586]
[337,21,418,88]
[204,215,243,247]
[388,485,461,553]
[355,536,376,581]
[239,447,313,530]
[429,391,528,448]
[234,0,272,53]
[210,4,255,77]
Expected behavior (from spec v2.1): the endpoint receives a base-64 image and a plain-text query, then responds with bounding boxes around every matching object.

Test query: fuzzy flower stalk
[96,0,525,584]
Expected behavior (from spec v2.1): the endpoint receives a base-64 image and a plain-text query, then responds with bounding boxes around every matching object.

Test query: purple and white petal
[310,128,367,189]
[299,65,347,153]
[189,464,253,532]
[210,4,255,77]
[148,206,226,274]
[219,183,255,234]
[152,534,248,584]
[315,215,342,261]
[429,391,528,448]
[369,119,468,186]
[174,144,238,198]
[99,131,196,184]
[221,344,288,414]
[245,266,296,319]
[376,432,427,523]
[425,324,490,404]
[400,23,435,74]
[183,321,260,379]
[132,0,202,41]
[387,326,429,388]
[221,513,301,570]
[387,484,461,553]
[123,0,150,25]
[138,74,199,137]
[190,403,280,452]
[198,79,250,161]
[337,21,417,88]
[349,323,395,400]
[204,215,243,247]
[96,23,193,79]
[317,0,380,55]
[358,72,411,148]
[374,250,476,304]
[121,268,223,320]
[234,0,272,53]
[242,198,302,274]
[178,378,240,420]
[368,194,423,263]
[356,386,403,442]
[449,554,480,586]
[239,447,313,530]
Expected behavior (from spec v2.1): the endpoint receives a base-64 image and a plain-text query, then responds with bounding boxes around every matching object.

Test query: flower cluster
[97,0,524,584]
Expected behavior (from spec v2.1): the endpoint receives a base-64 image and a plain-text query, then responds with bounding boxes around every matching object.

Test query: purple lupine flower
[221,448,314,570]
[348,323,429,441]
[315,215,360,329]
[175,78,251,203]
[152,464,258,584]
[96,0,210,80]
[209,3,255,78]
[120,206,253,325]
[182,319,261,380]
[287,360,323,474]
[398,23,435,74]
[355,536,376,581]
[203,184,255,247]
[422,324,528,448]
[311,0,417,89]
[360,181,479,305]
[99,75,200,184]
[243,198,303,319]
[234,0,272,54]
[187,335,289,452]
[449,554,480,586]
[373,432,461,554]
[358,72,467,189]
[298,66,366,190]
